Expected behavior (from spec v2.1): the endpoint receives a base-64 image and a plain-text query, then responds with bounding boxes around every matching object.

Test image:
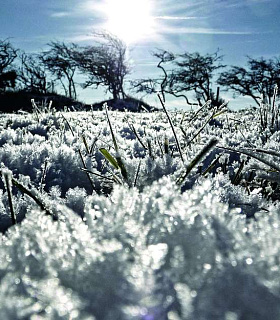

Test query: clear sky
[1,0,280,109]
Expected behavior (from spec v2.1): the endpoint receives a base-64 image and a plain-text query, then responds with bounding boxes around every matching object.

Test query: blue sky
[1,0,280,109]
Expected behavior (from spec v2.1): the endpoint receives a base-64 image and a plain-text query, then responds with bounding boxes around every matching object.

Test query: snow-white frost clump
[1,108,280,319]
[0,175,279,319]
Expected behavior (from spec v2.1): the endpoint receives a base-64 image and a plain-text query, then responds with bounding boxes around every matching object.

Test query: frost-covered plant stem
[40,159,48,194]
[186,108,216,146]
[125,118,147,150]
[157,93,184,163]
[177,138,218,185]
[0,169,53,219]
[78,149,95,191]
[1,170,16,225]
[133,160,141,187]
[104,103,129,184]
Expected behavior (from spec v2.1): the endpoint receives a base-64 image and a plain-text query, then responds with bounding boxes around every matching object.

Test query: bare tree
[0,39,18,91]
[18,52,54,94]
[74,32,130,101]
[171,51,225,106]
[132,50,225,107]
[132,50,174,96]
[41,41,78,99]
[218,56,280,106]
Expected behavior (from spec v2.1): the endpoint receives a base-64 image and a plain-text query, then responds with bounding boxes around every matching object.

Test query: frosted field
[1,104,280,319]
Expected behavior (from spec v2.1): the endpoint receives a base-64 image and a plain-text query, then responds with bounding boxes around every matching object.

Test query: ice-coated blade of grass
[104,103,129,184]
[126,119,148,150]
[202,154,222,176]
[212,109,227,118]
[1,169,16,225]
[216,145,280,172]
[270,85,278,129]
[156,135,164,156]
[80,168,115,182]
[133,160,141,187]
[238,148,280,172]
[62,114,95,192]
[0,169,53,218]
[147,138,153,159]
[189,100,211,123]
[116,154,129,183]
[176,138,218,185]
[90,132,101,154]
[103,165,123,185]
[179,111,186,126]
[180,126,187,139]
[31,99,42,123]
[40,159,48,194]
[104,103,119,152]
[81,134,90,155]
[99,148,119,170]
[185,107,221,147]
[61,113,75,137]
[232,160,245,185]
[247,148,280,158]
[78,149,95,191]
[164,136,169,155]
[157,93,184,163]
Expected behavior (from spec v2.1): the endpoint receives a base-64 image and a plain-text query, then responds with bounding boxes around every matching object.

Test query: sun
[102,0,155,43]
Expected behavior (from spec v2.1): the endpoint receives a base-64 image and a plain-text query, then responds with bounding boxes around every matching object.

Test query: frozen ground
[0,104,280,319]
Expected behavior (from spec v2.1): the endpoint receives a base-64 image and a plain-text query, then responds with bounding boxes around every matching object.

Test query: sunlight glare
[103,0,155,43]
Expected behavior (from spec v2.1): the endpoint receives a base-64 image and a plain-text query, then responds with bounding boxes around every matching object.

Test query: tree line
[1,33,280,108]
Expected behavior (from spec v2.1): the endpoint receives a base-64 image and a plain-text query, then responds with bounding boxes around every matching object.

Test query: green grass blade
[99,148,119,170]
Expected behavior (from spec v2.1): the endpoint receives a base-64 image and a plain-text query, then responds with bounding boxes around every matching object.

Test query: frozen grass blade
[164,136,169,155]
[104,103,129,183]
[180,126,187,139]
[202,154,222,176]
[40,159,48,194]
[104,103,119,152]
[90,132,101,154]
[270,84,278,129]
[0,169,53,218]
[157,93,184,163]
[81,134,90,155]
[189,100,211,123]
[247,148,280,158]
[1,169,16,225]
[147,138,153,159]
[61,113,75,137]
[185,108,218,147]
[80,168,115,182]
[232,160,245,185]
[179,111,186,126]
[61,113,95,191]
[133,160,141,188]
[126,118,148,150]
[216,145,280,172]
[31,99,41,123]
[116,155,129,183]
[78,149,95,191]
[177,138,218,185]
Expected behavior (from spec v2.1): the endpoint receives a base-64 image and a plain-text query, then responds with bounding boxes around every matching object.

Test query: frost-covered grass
[1,100,280,319]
